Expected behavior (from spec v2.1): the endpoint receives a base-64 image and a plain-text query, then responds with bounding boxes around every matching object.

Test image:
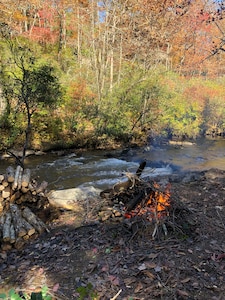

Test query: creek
[0,137,225,191]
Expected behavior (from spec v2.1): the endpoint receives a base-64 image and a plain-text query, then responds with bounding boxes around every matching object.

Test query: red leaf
[53,283,60,292]
[108,275,120,286]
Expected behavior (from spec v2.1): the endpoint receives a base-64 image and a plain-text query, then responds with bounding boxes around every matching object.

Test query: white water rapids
[1,137,225,190]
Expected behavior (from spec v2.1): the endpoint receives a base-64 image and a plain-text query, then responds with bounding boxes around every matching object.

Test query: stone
[47,186,102,211]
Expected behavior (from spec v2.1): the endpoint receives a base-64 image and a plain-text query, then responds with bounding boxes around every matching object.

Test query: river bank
[1,168,225,299]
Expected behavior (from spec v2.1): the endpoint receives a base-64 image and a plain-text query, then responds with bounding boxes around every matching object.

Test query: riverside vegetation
[1,1,225,153]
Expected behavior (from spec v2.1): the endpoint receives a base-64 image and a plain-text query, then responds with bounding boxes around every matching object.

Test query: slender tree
[0,34,63,165]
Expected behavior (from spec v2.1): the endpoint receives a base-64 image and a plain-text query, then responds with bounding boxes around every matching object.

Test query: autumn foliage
[1,0,225,149]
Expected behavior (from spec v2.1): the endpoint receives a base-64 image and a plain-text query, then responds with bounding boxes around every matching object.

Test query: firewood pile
[99,161,171,238]
[0,165,50,251]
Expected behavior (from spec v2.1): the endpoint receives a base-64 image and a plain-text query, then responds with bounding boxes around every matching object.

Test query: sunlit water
[0,138,225,191]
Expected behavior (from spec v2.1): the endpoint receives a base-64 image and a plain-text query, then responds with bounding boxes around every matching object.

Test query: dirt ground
[0,168,225,300]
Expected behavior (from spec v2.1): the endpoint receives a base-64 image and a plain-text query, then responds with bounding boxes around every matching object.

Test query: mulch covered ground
[0,168,225,300]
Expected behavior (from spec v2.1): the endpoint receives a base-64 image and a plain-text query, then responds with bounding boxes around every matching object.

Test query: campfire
[99,161,172,238]
[124,182,171,221]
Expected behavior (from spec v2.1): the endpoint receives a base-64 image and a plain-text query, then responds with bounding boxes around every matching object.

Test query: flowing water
[1,138,225,191]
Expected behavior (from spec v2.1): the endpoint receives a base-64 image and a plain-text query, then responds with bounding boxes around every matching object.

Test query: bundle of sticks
[0,165,49,251]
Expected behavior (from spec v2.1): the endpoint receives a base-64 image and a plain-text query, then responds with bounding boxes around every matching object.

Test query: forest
[1,0,225,152]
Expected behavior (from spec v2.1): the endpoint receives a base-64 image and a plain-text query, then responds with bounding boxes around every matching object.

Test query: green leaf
[0,293,6,299]
[105,247,111,254]
[8,290,23,299]
[43,296,51,300]
[30,292,43,300]
[41,286,48,297]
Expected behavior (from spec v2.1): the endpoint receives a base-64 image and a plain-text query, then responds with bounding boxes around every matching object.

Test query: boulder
[47,186,102,211]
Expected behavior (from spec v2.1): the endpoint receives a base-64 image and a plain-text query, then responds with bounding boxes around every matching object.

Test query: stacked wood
[0,165,50,250]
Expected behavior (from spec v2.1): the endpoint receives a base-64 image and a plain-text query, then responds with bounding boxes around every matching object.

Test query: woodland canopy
[1,0,225,151]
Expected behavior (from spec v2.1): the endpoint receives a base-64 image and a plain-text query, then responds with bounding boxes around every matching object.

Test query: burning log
[0,166,51,250]
[99,161,171,238]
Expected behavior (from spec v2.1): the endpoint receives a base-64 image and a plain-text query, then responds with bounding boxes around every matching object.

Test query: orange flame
[124,183,171,220]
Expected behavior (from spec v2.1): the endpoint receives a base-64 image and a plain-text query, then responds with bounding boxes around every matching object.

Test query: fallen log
[23,219,36,236]
[22,207,49,234]
[10,204,28,237]
[3,211,12,242]
[14,237,25,250]
[10,223,16,243]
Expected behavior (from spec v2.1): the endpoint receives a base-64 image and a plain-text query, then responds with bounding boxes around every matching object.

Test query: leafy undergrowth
[0,286,52,300]
[0,169,225,299]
